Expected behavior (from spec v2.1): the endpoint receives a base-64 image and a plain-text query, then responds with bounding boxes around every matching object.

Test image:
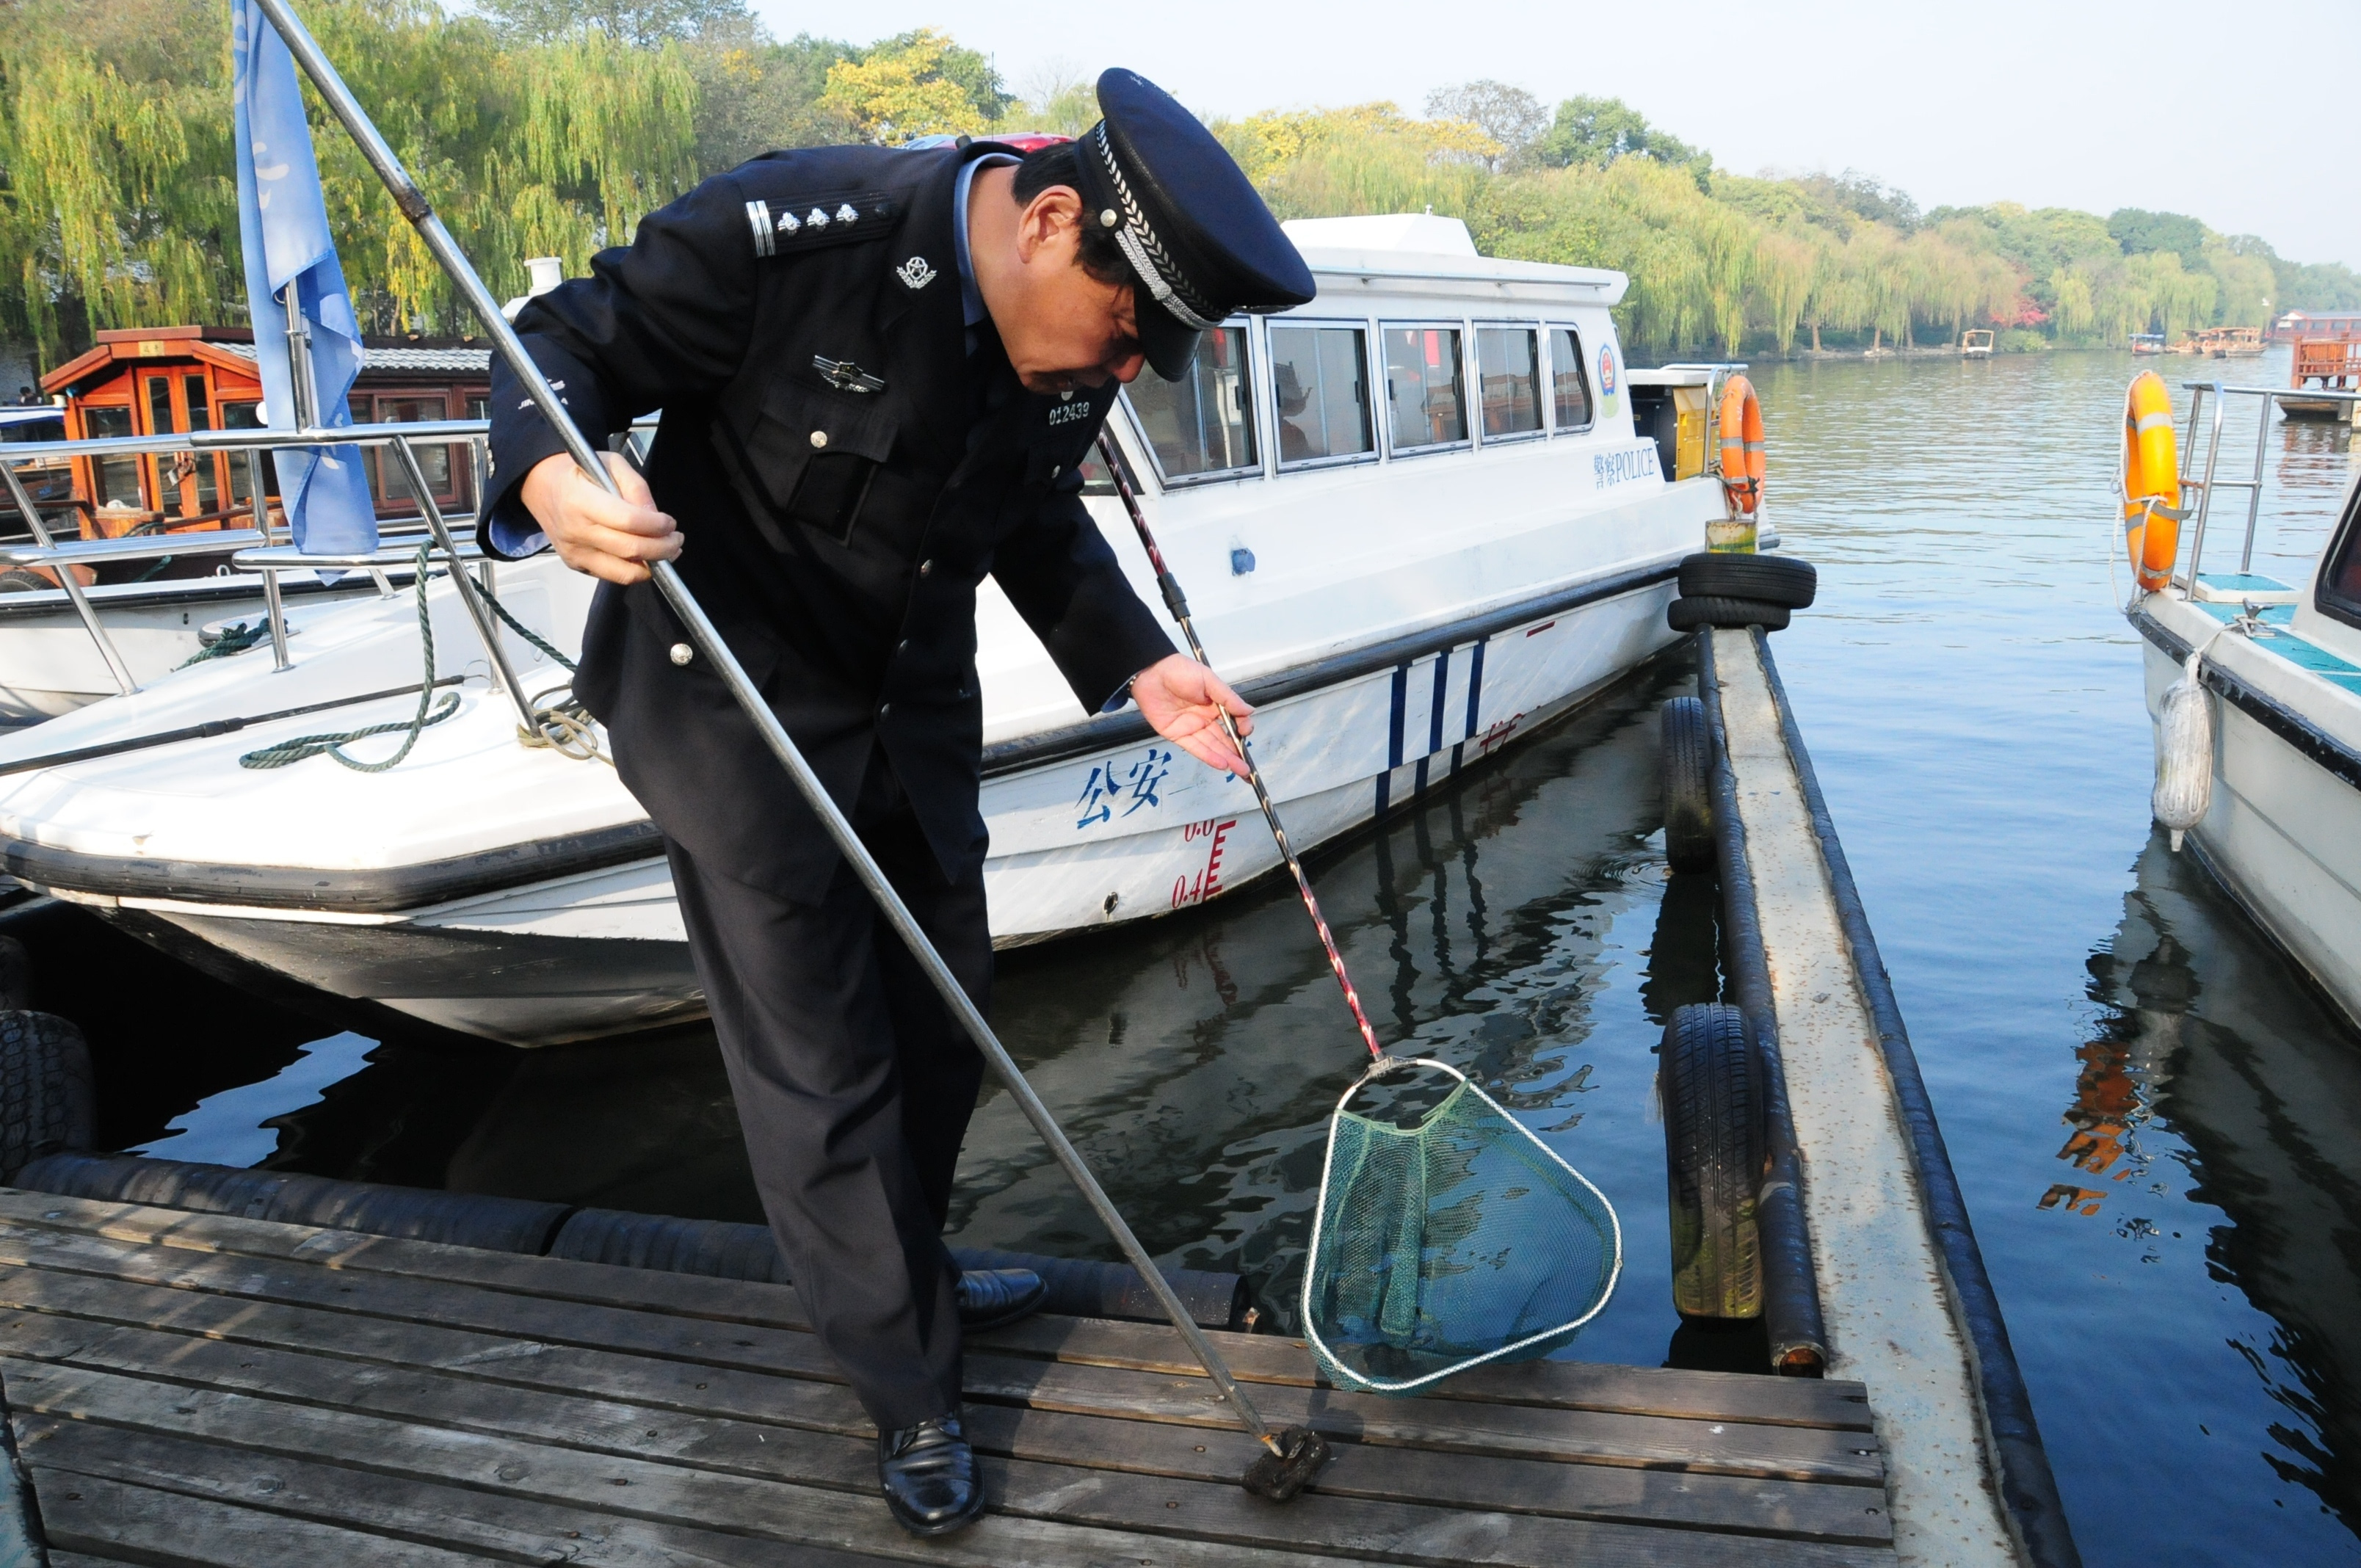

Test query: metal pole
[387,435,540,731]
[2241,389,2269,574]
[250,0,1288,1460]
[2184,381,2228,589]
[0,460,138,695]
[247,449,293,672]
[1094,431,1382,1061]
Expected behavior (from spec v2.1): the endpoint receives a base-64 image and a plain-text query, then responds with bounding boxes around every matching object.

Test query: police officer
[483,70,1315,1537]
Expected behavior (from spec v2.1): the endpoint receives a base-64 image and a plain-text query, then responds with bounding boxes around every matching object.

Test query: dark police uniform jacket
[485,143,1176,905]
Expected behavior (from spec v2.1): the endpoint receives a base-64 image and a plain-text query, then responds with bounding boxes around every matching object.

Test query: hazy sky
[751,0,2361,269]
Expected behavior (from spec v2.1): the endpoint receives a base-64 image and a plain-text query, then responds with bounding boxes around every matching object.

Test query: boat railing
[0,418,501,700]
[2175,380,2361,589]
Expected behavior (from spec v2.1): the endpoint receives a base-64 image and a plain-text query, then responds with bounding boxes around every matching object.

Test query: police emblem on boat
[897,256,937,290]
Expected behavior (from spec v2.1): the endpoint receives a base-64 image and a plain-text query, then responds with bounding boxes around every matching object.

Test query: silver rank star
[896,255,937,291]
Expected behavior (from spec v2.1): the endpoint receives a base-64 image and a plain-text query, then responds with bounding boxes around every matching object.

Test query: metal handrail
[0,417,486,464]
[0,512,474,569]
[230,538,481,570]
[2175,381,2361,585]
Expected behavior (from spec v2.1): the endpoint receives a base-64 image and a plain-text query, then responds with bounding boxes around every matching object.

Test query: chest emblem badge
[896,255,937,291]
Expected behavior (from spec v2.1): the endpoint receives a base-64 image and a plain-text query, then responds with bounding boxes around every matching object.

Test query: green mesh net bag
[1301,1056,1622,1395]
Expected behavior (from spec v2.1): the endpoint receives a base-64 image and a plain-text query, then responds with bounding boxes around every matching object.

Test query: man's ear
[1014,184,1087,264]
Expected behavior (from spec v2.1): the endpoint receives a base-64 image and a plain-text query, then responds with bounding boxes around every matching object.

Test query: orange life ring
[1718,375,1764,515]
[2122,371,2182,592]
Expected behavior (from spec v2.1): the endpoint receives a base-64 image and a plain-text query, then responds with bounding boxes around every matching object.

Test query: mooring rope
[474,570,606,763]
[236,545,461,772]
[175,618,271,669]
[219,543,601,772]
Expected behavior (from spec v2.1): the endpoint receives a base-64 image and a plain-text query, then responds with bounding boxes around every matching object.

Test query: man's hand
[518,451,683,584]
[1132,653,1255,777]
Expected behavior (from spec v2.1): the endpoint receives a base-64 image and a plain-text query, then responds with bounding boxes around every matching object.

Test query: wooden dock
[0,1188,1897,1566]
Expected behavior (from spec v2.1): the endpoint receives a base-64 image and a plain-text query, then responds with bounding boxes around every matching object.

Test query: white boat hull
[0,573,394,722]
[2140,628,2361,1029]
[85,574,1678,1044]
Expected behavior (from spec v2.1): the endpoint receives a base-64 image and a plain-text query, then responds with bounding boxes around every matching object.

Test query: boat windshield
[2317,488,2361,628]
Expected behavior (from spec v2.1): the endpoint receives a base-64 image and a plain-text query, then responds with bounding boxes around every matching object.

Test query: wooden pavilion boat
[0,328,493,722]
[2282,338,2361,421]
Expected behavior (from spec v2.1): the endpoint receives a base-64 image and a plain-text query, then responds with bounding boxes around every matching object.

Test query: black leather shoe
[878,1413,982,1536]
[956,1267,1048,1330]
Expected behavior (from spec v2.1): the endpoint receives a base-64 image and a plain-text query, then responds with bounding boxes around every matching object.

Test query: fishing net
[1302,1056,1622,1395]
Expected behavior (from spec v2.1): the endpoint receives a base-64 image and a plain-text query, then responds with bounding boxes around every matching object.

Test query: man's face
[995,184,1147,393]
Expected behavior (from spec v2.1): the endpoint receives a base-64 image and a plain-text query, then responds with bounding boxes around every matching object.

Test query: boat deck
[0,1188,1896,1566]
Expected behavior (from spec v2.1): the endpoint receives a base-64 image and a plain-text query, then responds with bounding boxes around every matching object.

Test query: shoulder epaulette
[743,189,899,258]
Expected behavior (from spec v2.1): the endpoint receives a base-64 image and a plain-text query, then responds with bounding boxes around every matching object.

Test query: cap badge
[896,255,937,291]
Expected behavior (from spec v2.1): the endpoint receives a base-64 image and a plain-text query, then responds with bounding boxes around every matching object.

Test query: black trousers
[664,752,989,1431]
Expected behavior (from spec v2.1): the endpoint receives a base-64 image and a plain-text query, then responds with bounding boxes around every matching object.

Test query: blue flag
[231,0,377,555]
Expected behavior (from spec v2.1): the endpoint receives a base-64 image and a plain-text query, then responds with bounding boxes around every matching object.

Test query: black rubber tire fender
[1661,1003,1766,1320]
[1678,551,1817,609]
[0,1010,95,1181]
[1668,595,1792,633]
[1659,697,1714,874]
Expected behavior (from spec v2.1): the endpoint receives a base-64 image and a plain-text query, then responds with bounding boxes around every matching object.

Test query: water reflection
[952,666,1693,1367]
[1753,346,2361,1565]
[2080,833,2361,1537]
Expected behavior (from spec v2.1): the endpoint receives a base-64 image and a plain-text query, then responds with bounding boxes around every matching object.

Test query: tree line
[5,0,2357,366]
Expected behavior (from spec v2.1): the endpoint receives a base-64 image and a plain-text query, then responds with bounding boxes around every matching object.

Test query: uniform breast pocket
[741,380,899,545]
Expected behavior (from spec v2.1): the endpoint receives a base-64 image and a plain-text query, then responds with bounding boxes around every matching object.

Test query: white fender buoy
[2153,648,2215,852]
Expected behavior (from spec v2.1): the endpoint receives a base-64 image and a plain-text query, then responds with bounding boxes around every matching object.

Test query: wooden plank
[0,1256,1879,1492]
[0,1193,1871,1429]
[0,1302,1888,1545]
[0,1220,1882,1482]
[16,1416,888,1568]
[4,1359,1889,1568]
[28,1469,502,1567]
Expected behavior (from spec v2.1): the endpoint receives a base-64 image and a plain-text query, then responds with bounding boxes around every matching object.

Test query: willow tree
[0,0,234,355]
[0,0,700,362]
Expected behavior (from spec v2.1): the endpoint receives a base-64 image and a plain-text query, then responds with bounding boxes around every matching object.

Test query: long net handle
[253,0,1281,1456]
[1095,432,1382,1060]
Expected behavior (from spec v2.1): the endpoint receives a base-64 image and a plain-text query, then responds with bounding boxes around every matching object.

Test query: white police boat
[2130,380,2361,1029]
[0,217,1762,1045]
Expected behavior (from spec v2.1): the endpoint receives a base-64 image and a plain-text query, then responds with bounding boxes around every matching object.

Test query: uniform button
[1050,464,1061,478]
[668,642,692,666]
[896,639,909,653]
[918,559,932,577]
[879,703,892,719]
[809,430,828,449]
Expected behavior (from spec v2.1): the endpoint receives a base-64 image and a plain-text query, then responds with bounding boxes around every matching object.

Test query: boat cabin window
[1269,324,1374,465]
[1383,324,1468,451]
[1475,327,1542,441]
[81,404,141,511]
[350,391,468,514]
[1549,327,1594,432]
[1125,324,1257,483]
[220,399,271,505]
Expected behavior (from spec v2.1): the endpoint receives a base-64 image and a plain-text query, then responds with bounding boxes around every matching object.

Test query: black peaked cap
[1070,68,1316,380]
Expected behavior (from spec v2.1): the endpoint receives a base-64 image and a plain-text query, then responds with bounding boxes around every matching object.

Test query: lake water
[10,344,2358,1565]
